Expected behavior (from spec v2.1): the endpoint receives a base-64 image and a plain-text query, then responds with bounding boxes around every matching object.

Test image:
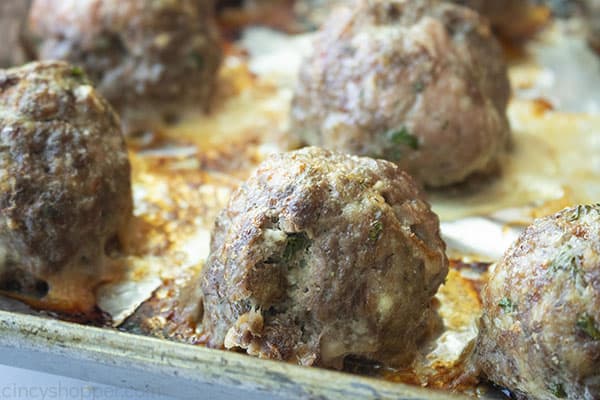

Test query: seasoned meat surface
[475,205,600,400]
[201,147,448,368]
[0,61,132,291]
[28,0,222,133]
[450,0,540,39]
[290,0,510,187]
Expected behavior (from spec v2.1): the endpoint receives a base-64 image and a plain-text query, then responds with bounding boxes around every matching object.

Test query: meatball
[290,0,510,187]
[0,0,32,68]
[201,147,448,368]
[0,61,132,298]
[475,205,600,399]
[28,0,222,133]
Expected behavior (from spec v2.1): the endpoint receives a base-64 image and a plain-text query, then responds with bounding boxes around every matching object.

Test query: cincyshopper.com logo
[0,382,165,400]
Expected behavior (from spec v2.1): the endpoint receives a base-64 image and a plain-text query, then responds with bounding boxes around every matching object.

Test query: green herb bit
[551,245,579,274]
[389,127,419,149]
[498,297,517,313]
[413,80,425,93]
[70,66,85,78]
[568,204,600,221]
[548,382,567,398]
[368,220,383,242]
[188,52,204,69]
[569,205,583,221]
[282,232,310,261]
[388,127,419,150]
[576,313,600,340]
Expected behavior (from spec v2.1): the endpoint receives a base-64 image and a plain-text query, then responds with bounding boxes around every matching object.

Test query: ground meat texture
[0,61,132,293]
[450,0,542,39]
[290,0,510,188]
[201,147,448,368]
[475,205,600,400]
[28,0,222,133]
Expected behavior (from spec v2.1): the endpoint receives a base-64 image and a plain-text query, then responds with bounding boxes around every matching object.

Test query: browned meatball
[475,205,600,400]
[28,0,222,133]
[201,147,448,368]
[0,61,132,299]
[0,0,32,68]
[290,0,510,187]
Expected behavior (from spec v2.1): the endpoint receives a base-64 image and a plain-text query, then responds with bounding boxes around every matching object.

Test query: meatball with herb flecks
[290,0,511,187]
[475,205,600,400]
[201,147,448,368]
[0,61,132,308]
[28,0,222,134]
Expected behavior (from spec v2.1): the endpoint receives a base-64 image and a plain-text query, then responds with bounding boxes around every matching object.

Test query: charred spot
[104,234,123,256]
[343,356,384,377]
[0,266,49,299]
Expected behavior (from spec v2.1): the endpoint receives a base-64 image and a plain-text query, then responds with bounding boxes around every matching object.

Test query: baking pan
[0,310,480,400]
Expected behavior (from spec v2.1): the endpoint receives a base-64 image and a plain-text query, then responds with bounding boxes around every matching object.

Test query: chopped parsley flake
[188,52,204,69]
[413,81,425,93]
[548,382,567,398]
[368,220,383,242]
[576,314,600,340]
[550,245,579,274]
[70,66,85,78]
[282,232,310,261]
[568,204,600,221]
[388,127,419,150]
[569,205,583,221]
[498,297,517,313]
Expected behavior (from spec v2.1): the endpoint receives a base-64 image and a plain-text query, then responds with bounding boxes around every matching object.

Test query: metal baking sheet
[0,310,476,400]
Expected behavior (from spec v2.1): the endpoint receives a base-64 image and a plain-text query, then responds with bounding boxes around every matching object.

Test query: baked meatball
[28,0,222,132]
[201,147,448,368]
[0,61,132,300]
[290,0,510,187]
[475,205,600,399]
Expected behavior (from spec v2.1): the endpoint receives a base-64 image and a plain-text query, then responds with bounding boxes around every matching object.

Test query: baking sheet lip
[0,309,469,400]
